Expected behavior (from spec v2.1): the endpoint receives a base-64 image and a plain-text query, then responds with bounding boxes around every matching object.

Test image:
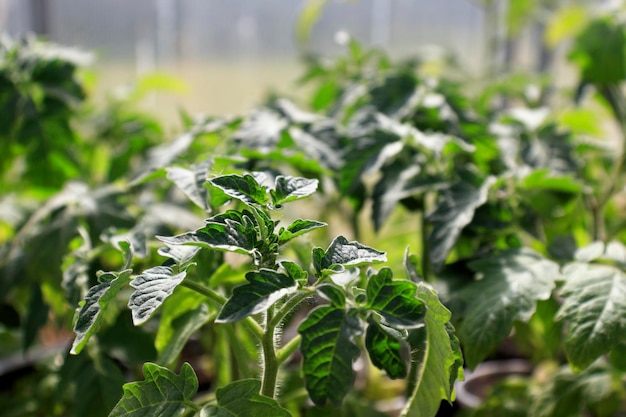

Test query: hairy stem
[277,334,302,365]
[181,280,264,339]
[269,291,311,329]
[261,306,278,398]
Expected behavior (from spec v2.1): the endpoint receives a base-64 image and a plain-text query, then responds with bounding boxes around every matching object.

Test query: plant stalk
[277,334,302,365]
[261,306,279,398]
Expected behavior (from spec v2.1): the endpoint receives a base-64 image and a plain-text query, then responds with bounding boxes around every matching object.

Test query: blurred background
[1,0,501,119]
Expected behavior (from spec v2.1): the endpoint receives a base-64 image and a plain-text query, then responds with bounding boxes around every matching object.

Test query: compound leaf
[427,177,495,270]
[201,379,292,417]
[401,283,464,417]
[209,173,269,206]
[278,219,327,245]
[366,319,410,379]
[108,362,198,417]
[556,263,626,371]
[216,269,297,323]
[458,248,560,369]
[366,267,426,328]
[271,176,319,205]
[298,306,362,406]
[128,266,187,326]
[71,269,132,355]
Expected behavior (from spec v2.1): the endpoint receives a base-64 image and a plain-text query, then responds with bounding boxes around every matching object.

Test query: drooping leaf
[365,319,410,379]
[278,219,327,245]
[271,176,318,206]
[209,173,269,206]
[108,362,198,417]
[556,263,626,370]
[71,269,132,355]
[427,177,495,270]
[216,269,297,323]
[366,267,425,328]
[401,283,464,417]
[128,266,187,326]
[457,248,560,369]
[166,163,210,210]
[157,244,201,265]
[314,236,387,275]
[157,303,211,366]
[298,306,362,406]
[200,379,292,417]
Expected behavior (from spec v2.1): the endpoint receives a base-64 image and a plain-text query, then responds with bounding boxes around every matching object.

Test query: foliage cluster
[2,5,626,417]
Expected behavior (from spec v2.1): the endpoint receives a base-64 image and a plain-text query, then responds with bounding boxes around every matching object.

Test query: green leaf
[366,267,425,328]
[556,263,626,370]
[108,362,198,417]
[427,177,495,270]
[157,210,258,256]
[166,164,210,210]
[314,236,387,275]
[271,176,318,206]
[128,266,187,326]
[457,248,560,369]
[298,306,362,406]
[23,283,49,351]
[519,168,583,194]
[71,269,132,355]
[209,173,269,206]
[365,319,410,379]
[201,379,292,417]
[401,283,464,417]
[280,260,308,283]
[216,269,297,323]
[157,304,211,366]
[316,284,346,308]
[278,219,326,244]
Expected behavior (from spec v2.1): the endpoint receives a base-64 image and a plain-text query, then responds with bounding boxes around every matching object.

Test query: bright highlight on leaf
[108,362,198,417]
[71,269,132,354]
[209,173,269,206]
[217,269,298,323]
[128,266,187,326]
[271,176,318,205]
[313,236,387,275]
[278,218,326,245]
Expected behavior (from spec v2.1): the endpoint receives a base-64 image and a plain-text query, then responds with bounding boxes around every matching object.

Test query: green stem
[418,199,432,282]
[277,334,301,365]
[181,280,264,340]
[269,291,311,329]
[261,307,278,398]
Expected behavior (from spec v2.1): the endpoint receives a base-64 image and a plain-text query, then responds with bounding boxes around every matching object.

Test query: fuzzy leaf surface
[157,210,258,256]
[166,164,210,210]
[556,263,626,370]
[217,269,297,323]
[366,267,426,328]
[298,306,362,406]
[201,379,292,417]
[278,219,327,245]
[458,248,560,368]
[314,236,386,274]
[401,283,464,417]
[366,320,410,379]
[427,177,494,270]
[108,362,198,417]
[271,176,319,205]
[128,266,187,326]
[209,173,269,206]
[71,269,132,354]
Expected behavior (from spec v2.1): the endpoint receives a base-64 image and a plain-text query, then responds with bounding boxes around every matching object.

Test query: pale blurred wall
[1,0,485,117]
